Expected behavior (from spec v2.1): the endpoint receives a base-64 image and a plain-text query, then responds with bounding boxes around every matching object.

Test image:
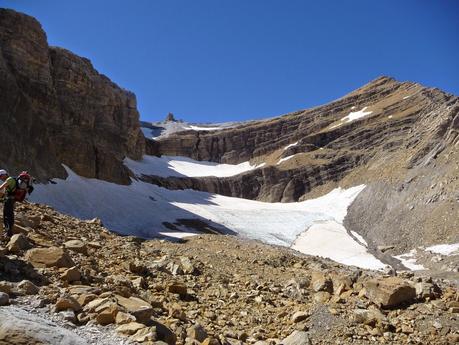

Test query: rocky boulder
[25,247,75,268]
[364,277,416,308]
[0,292,9,306]
[6,234,32,253]
[115,295,154,324]
[0,306,87,344]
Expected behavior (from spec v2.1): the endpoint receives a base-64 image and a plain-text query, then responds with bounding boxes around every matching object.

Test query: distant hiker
[0,170,34,237]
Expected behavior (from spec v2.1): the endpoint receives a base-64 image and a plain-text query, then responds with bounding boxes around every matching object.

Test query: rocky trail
[0,202,458,344]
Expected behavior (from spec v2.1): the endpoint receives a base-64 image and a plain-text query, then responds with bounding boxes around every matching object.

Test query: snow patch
[277,155,296,165]
[284,142,298,150]
[341,107,373,123]
[351,231,368,245]
[403,95,411,99]
[293,221,385,270]
[425,243,459,256]
[125,155,261,178]
[394,249,426,271]
[184,125,224,131]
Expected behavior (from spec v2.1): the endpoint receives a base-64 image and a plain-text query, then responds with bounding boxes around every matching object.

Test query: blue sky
[3,1,459,122]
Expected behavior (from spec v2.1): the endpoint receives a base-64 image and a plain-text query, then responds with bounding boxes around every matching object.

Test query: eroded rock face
[0,9,144,183]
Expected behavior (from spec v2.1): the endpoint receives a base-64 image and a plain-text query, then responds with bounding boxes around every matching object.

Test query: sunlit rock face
[151,76,459,251]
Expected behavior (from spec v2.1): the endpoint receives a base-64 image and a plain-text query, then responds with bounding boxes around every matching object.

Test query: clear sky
[3,1,459,123]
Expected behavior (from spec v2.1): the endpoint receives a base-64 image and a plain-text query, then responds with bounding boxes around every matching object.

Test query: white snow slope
[125,155,261,178]
[29,165,386,270]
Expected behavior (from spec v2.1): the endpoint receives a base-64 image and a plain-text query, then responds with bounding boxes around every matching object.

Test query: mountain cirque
[1,7,459,345]
[0,203,458,344]
[150,76,459,254]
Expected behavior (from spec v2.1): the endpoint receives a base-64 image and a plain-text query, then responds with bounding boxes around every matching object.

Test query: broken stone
[64,240,87,255]
[17,280,39,295]
[415,281,441,300]
[180,256,196,274]
[352,308,386,326]
[61,266,81,282]
[187,323,208,342]
[313,291,331,304]
[281,330,312,345]
[116,322,146,335]
[25,247,75,268]
[7,234,32,253]
[310,272,333,293]
[291,311,308,323]
[130,326,157,342]
[168,282,187,296]
[116,311,136,325]
[115,295,153,324]
[364,277,416,308]
[378,245,395,253]
[55,296,82,312]
[76,293,97,307]
[96,307,118,325]
[0,292,9,306]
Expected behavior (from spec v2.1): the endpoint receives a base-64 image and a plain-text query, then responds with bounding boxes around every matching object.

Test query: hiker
[0,170,33,238]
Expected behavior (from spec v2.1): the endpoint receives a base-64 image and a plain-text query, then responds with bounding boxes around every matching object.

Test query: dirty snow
[425,243,459,256]
[125,155,261,178]
[394,249,426,271]
[29,167,384,270]
[293,221,386,270]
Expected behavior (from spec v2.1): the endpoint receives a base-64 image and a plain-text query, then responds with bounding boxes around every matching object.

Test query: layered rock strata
[0,9,144,183]
[150,77,459,250]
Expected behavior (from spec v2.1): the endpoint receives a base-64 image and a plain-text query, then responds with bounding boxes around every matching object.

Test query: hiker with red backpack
[0,170,33,238]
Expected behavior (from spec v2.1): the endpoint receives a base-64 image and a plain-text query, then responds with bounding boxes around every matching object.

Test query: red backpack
[13,171,33,202]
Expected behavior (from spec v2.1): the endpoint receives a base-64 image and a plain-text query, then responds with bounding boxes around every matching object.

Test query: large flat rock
[0,306,87,345]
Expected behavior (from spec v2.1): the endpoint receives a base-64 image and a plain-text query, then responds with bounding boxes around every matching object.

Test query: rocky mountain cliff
[0,9,144,183]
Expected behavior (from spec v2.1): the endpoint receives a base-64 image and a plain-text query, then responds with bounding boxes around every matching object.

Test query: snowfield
[341,106,373,123]
[394,249,426,271]
[425,243,459,256]
[293,221,385,270]
[329,107,373,129]
[125,155,262,178]
[30,165,386,270]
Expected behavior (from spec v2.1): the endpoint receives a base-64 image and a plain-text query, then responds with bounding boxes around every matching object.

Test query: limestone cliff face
[0,9,144,183]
